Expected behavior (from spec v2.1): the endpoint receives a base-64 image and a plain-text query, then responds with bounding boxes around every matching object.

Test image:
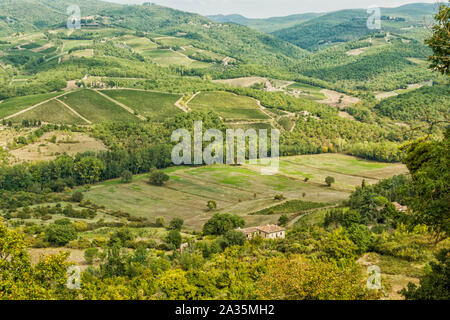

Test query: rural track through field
[93,89,147,121]
[55,98,92,124]
[3,92,70,120]
[286,204,339,227]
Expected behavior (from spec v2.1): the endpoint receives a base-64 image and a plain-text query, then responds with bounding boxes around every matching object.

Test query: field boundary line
[3,92,70,120]
[55,98,92,124]
[281,159,390,181]
[93,89,146,121]
[184,91,201,109]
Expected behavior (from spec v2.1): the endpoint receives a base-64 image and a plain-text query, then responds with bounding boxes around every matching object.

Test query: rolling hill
[207,12,323,33]
[272,3,442,51]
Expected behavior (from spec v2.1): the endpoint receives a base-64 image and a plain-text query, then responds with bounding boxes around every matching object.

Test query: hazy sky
[105,0,440,18]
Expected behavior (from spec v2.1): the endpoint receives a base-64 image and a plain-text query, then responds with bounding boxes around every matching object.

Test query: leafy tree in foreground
[425,3,450,75]
[255,256,380,300]
[400,129,450,243]
[0,222,71,299]
[402,249,450,300]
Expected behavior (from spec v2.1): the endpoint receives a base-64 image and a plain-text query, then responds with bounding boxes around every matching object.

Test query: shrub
[148,170,169,186]
[84,247,99,265]
[169,218,184,231]
[72,191,84,202]
[121,170,133,183]
[45,223,77,246]
[325,176,335,187]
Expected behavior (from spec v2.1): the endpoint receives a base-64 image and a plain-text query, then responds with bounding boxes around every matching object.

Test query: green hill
[207,12,323,33]
[272,3,441,51]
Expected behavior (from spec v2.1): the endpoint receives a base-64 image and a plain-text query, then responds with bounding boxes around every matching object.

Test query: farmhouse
[237,224,286,240]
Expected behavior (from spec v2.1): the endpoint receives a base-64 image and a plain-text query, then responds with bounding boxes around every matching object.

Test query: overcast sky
[105,0,440,18]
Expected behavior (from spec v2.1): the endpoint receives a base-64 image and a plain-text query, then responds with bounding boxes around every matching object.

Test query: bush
[222,230,247,249]
[165,230,182,249]
[121,170,133,183]
[72,191,84,202]
[169,218,184,231]
[45,223,77,246]
[84,247,99,265]
[155,216,165,228]
[325,176,335,187]
[149,170,169,186]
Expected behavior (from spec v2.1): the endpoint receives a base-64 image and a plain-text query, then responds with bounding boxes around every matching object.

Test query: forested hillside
[272,3,439,51]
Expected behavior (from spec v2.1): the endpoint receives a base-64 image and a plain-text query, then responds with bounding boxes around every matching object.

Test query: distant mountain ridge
[207,12,323,33]
[272,3,443,51]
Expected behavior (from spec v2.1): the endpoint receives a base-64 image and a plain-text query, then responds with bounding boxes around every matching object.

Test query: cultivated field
[60,89,139,123]
[0,92,63,119]
[83,154,407,230]
[100,89,182,121]
[10,99,88,125]
[189,91,270,121]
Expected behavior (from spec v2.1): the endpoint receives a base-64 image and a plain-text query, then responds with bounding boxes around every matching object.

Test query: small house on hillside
[237,224,286,240]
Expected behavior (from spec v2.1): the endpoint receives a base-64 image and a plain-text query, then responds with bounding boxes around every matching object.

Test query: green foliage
[168,218,184,231]
[45,223,77,246]
[400,131,450,242]
[325,176,335,187]
[121,170,133,184]
[250,199,327,215]
[148,170,169,186]
[425,4,450,75]
[206,200,217,211]
[203,213,245,235]
[402,249,450,300]
[71,191,84,203]
[374,85,450,123]
[84,247,100,265]
[222,230,247,249]
[279,214,289,226]
[165,230,182,249]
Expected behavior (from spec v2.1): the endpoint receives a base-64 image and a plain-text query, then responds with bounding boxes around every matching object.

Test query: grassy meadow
[83,154,407,230]
[189,91,270,120]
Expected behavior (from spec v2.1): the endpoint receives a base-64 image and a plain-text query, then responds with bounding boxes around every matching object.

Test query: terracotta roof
[237,227,259,235]
[257,224,286,234]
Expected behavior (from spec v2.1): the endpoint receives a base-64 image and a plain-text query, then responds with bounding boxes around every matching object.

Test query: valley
[0,0,448,302]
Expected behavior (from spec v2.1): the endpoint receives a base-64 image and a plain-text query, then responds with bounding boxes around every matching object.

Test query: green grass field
[0,92,63,119]
[189,91,270,120]
[63,40,93,51]
[9,99,88,124]
[100,90,182,121]
[122,36,158,52]
[142,49,211,68]
[60,89,138,123]
[83,154,406,230]
[287,82,326,100]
